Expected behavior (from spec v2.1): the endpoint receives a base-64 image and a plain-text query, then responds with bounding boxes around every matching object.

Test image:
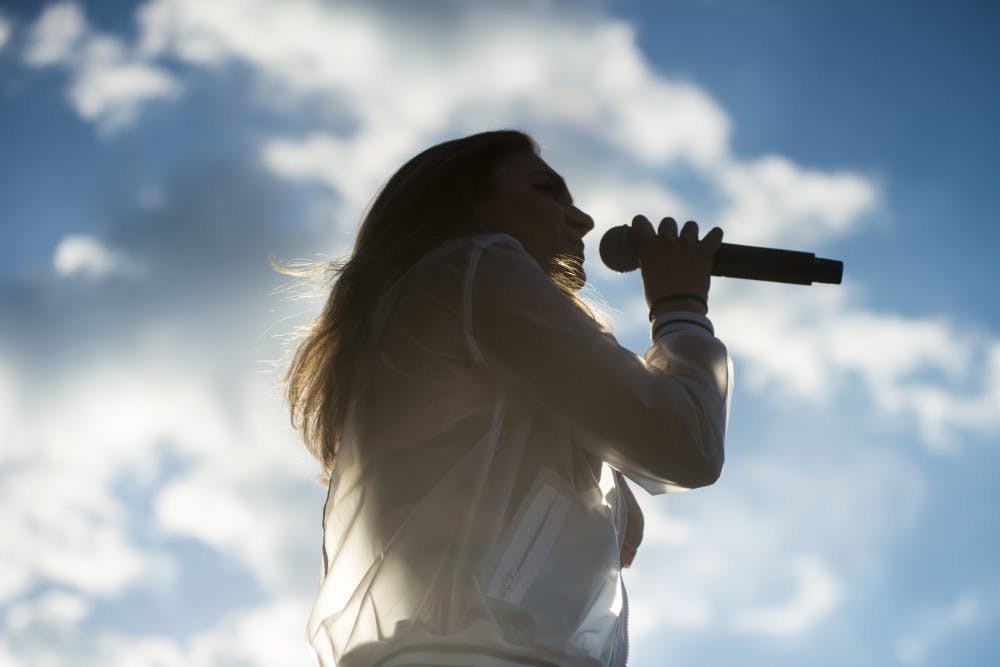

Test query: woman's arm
[467,235,731,494]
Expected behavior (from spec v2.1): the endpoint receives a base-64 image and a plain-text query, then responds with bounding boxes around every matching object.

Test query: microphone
[598,224,843,285]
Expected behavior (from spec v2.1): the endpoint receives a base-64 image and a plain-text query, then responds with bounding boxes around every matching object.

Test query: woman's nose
[569,207,595,235]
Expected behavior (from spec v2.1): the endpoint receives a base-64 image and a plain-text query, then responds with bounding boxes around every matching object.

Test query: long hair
[278,130,605,484]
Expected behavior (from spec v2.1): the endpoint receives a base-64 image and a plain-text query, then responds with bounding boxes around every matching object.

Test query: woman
[284,130,732,667]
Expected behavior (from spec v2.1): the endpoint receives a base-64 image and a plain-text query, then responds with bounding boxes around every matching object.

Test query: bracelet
[652,316,714,340]
[648,293,708,322]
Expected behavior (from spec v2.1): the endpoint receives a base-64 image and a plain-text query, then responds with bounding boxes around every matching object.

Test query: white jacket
[306,232,733,667]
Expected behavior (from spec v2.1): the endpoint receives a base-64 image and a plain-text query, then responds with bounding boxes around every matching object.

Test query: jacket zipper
[487,483,570,605]
[621,575,630,666]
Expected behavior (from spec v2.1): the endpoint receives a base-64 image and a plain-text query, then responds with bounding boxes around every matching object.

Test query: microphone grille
[599,225,639,273]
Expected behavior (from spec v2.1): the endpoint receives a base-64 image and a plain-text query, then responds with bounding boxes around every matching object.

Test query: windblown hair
[278,130,605,485]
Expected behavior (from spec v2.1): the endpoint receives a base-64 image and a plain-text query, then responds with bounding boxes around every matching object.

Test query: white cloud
[610,279,1000,452]
[4,597,311,667]
[186,597,312,666]
[93,636,187,667]
[22,2,181,135]
[0,14,12,52]
[0,641,18,667]
[154,464,310,592]
[709,281,1000,450]
[260,129,421,230]
[137,0,383,87]
[577,178,690,241]
[22,2,86,66]
[567,22,730,167]
[715,154,879,245]
[900,341,1000,449]
[627,442,926,646]
[134,0,732,180]
[0,356,14,448]
[171,0,879,277]
[52,234,145,280]
[25,2,876,251]
[7,2,997,666]
[0,466,149,603]
[711,286,950,401]
[5,590,92,634]
[0,352,312,607]
[894,590,987,664]
[68,35,181,134]
[731,555,840,637]
[0,365,209,605]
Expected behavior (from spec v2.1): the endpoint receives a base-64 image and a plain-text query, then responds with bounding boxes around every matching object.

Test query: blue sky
[1,1,998,665]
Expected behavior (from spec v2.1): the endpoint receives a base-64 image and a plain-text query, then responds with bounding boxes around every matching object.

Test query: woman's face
[473,151,595,284]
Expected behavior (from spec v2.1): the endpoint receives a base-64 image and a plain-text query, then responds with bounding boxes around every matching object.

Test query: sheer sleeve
[466,234,732,495]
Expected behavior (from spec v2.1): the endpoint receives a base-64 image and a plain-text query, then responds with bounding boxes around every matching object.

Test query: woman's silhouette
[283,130,732,667]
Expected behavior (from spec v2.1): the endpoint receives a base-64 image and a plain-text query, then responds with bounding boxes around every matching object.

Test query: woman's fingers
[632,214,718,312]
[701,226,724,255]
[630,215,657,262]
[637,214,723,255]
[680,220,700,244]
[631,214,655,241]
[658,216,678,240]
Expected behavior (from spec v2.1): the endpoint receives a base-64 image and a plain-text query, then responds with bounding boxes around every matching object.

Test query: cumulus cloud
[23,1,875,250]
[5,590,92,634]
[625,442,926,649]
[4,596,311,667]
[181,597,312,666]
[709,282,1000,450]
[0,143,327,665]
[6,1,996,665]
[52,234,145,280]
[128,0,885,252]
[0,356,14,448]
[0,333,319,660]
[613,280,1000,452]
[22,2,181,135]
[0,13,12,52]
[0,466,148,603]
[574,178,690,241]
[715,154,879,245]
[67,35,181,133]
[731,555,840,637]
[22,2,86,66]
[133,0,732,214]
[0,357,228,605]
[260,130,420,229]
[894,590,989,664]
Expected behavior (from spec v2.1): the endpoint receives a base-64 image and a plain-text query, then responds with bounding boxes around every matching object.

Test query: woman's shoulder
[410,232,530,278]
[433,231,526,257]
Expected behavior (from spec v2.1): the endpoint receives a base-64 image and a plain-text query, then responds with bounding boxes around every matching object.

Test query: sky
[0,0,998,665]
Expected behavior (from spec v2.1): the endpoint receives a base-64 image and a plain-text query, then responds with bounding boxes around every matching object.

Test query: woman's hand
[615,472,644,568]
[631,215,723,316]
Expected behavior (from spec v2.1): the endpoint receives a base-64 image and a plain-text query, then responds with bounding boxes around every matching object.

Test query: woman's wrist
[651,310,714,339]
[649,293,708,320]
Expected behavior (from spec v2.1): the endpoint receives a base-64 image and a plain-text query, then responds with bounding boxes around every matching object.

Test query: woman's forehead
[496,151,559,178]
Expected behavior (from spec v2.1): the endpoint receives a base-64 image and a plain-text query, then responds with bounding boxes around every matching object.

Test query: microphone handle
[598,225,843,285]
[714,243,843,285]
